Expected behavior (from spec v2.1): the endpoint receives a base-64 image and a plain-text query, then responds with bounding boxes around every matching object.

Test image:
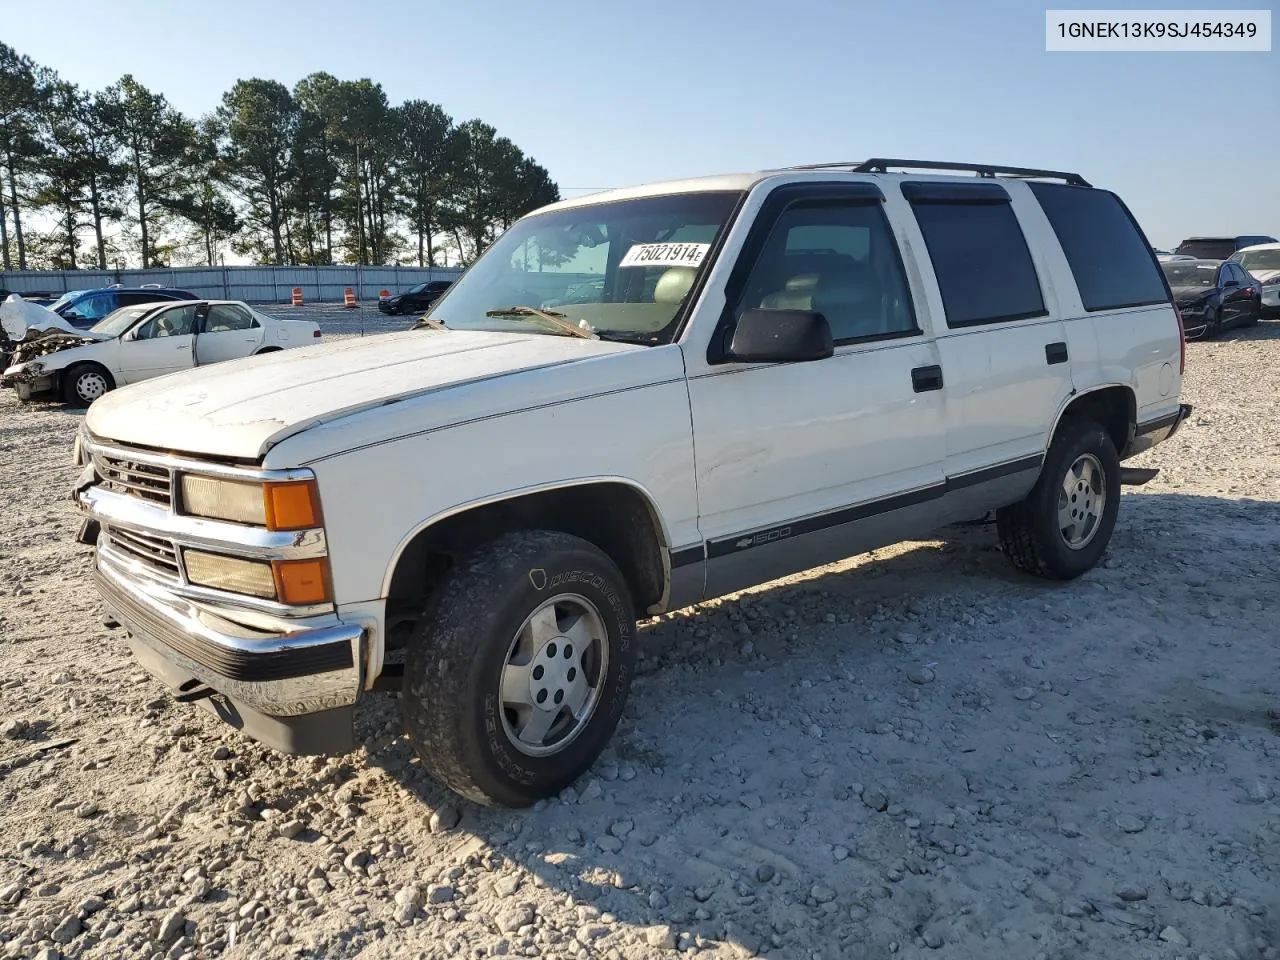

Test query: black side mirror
[726,308,834,363]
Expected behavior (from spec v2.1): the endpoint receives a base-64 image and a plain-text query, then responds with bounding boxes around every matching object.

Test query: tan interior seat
[653,267,696,304]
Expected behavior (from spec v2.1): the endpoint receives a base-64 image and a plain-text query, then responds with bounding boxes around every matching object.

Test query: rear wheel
[401,530,636,807]
[62,364,114,407]
[997,417,1121,580]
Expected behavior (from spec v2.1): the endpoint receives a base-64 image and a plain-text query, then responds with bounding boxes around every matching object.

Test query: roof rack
[788,158,1091,188]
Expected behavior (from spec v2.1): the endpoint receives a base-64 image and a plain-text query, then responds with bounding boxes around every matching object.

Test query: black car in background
[1173,235,1277,260]
[1160,258,1262,338]
[377,280,453,315]
[50,286,199,329]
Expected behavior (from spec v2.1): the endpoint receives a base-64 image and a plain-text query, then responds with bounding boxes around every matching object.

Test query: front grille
[108,526,180,576]
[94,451,173,507]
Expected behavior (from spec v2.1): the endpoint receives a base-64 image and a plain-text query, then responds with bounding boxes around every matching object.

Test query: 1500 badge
[736,526,792,550]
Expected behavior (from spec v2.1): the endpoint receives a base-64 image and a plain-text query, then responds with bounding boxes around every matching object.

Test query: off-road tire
[997,417,1121,580]
[401,530,636,807]
[62,363,115,407]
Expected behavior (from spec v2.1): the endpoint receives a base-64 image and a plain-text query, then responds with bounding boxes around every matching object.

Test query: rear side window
[205,305,256,331]
[1028,183,1168,312]
[903,183,1046,327]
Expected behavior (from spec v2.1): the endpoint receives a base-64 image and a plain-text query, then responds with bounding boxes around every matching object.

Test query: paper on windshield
[618,242,710,269]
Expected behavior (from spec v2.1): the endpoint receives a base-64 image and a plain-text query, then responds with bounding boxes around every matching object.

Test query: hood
[1247,268,1280,284]
[2,295,106,341]
[85,328,640,460]
[1170,285,1212,303]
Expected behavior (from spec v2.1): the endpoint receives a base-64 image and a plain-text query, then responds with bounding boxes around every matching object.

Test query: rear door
[116,303,197,383]
[194,304,264,365]
[899,179,1072,487]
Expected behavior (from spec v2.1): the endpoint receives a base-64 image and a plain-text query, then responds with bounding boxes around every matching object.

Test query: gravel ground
[2,322,1279,960]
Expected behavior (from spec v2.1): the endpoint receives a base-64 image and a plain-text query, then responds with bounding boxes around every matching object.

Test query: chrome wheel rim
[76,372,108,402]
[1058,453,1106,550]
[499,593,608,758]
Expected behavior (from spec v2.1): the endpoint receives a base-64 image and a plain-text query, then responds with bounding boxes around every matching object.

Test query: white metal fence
[0,265,464,304]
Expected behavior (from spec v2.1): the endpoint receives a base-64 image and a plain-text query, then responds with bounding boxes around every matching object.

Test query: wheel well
[385,483,667,647]
[1055,386,1134,454]
[255,346,282,354]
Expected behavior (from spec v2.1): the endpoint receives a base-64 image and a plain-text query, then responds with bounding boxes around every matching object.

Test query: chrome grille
[94,452,172,507]
[107,525,180,576]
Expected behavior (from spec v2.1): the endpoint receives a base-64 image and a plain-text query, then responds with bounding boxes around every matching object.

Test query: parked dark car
[377,280,453,315]
[49,285,199,330]
[1160,259,1262,338]
[1173,235,1278,260]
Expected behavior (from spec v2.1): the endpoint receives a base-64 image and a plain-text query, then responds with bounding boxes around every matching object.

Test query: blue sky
[4,0,1277,248]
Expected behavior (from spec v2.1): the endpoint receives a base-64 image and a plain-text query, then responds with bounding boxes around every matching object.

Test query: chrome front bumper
[94,550,365,718]
[73,435,368,746]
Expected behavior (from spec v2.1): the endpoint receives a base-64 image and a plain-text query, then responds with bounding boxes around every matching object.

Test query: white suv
[72,158,1191,807]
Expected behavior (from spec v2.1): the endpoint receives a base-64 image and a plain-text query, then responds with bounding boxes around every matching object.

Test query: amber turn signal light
[271,558,332,605]
[264,480,321,531]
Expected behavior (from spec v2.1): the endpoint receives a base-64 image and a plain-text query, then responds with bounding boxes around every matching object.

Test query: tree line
[0,43,560,271]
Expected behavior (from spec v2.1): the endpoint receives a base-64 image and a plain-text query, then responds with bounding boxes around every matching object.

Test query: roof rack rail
[788,158,1091,188]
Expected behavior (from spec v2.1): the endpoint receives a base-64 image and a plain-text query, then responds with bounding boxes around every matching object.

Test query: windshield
[426,191,743,343]
[48,290,89,313]
[1161,261,1219,287]
[404,282,429,295]
[1232,248,1280,271]
[92,305,155,337]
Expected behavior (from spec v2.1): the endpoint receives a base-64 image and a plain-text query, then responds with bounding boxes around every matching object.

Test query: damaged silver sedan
[1,296,322,406]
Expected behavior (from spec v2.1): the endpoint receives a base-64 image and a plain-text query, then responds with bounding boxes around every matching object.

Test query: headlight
[179,475,321,530]
[183,550,332,605]
[1263,277,1280,287]
[25,361,44,375]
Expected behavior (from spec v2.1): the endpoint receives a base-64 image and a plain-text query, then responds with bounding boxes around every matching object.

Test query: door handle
[1045,341,1068,365]
[911,365,944,393]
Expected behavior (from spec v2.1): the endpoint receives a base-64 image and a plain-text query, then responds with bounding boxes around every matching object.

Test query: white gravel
[2,322,1279,960]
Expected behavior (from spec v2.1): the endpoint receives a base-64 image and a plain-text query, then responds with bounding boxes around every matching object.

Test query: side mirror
[727,308,833,363]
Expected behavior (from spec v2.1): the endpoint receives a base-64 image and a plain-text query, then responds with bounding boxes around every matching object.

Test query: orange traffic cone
[291,286,303,307]
[343,287,357,309]
[378,288,390,299]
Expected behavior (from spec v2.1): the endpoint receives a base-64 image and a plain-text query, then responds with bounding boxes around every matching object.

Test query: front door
[684,182,948,600]
[195,303,264,365]
[116,303,196,383]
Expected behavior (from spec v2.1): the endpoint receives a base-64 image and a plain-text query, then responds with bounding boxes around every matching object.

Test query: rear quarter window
[1028,183,1169,312]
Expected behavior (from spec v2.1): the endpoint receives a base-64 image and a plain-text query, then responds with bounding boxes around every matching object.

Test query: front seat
[809,260,885,339]
[653,267,696,304]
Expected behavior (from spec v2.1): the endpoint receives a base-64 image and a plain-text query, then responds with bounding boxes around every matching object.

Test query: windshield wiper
[412,315,448,330]
[484,305,599,340]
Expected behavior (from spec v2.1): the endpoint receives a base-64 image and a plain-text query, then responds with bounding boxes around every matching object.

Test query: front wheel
[62,364,115,407]
[997,418,1121,580]
[402,530,636,807]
